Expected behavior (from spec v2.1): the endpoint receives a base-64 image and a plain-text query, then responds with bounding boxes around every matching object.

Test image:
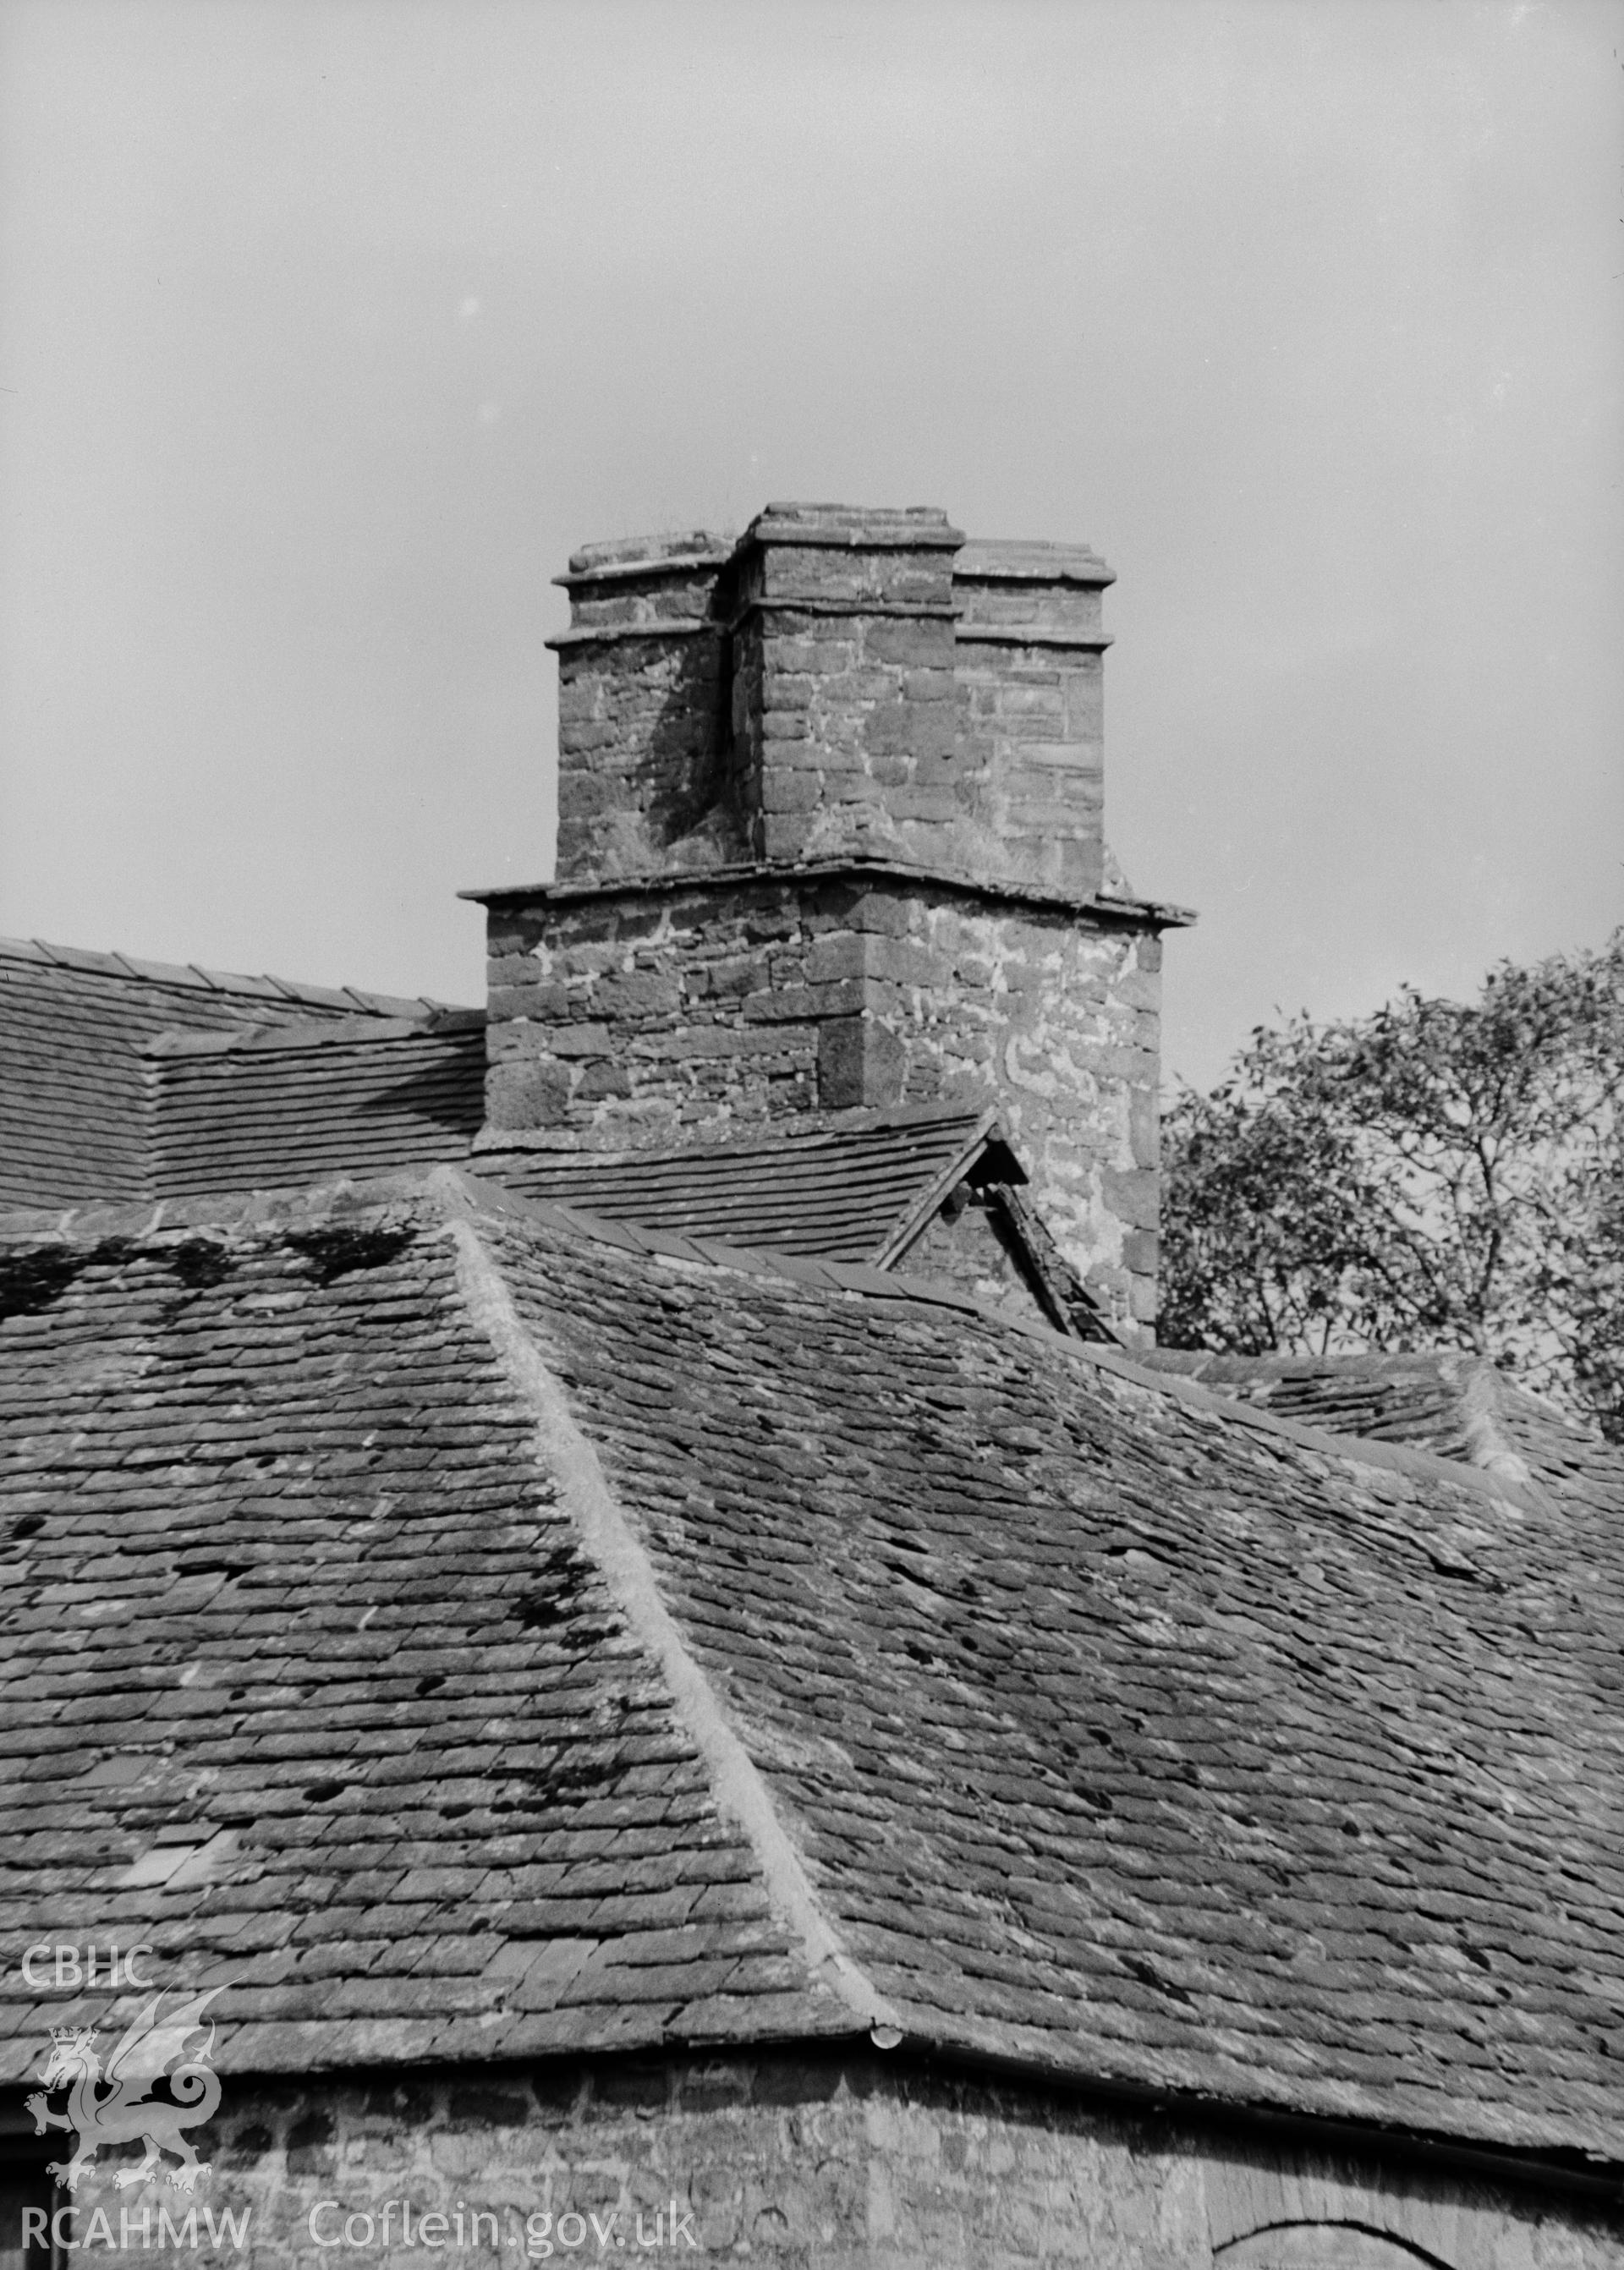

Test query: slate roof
[1142,1349,1624,1519]
[0,939,1109,1331]
[0,939,481,1208]
[146,1016,486,1197]
[2,1171,1621,2175]
[475,1107,1020,1265]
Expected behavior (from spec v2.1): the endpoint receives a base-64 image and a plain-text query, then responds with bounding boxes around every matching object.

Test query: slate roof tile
[1144,1347,1624,1531]
[1,938,482,1208]
[474,1106,1015,1267]
[1,1171,1621,2173]
[8,937,1092,1324]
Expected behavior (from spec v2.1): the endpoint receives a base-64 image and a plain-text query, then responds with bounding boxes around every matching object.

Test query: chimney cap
[745,502,966,551]
[955,539,1116,588]
[559,530,735,588]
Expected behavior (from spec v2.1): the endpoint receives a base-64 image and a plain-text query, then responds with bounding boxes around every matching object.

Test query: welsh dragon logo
[26,1985,228,2195]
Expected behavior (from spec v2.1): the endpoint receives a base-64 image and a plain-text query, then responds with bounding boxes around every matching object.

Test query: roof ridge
[1443,1351,1545,1494]
[140,1009,484,1056]
[0,1165,1552,1517]
[434,1172,1558,1515]
[1072,1344,1553,1522]
[447,1214,892,2041]
[0,933,475,1021]
[1136,1346,1569,1511]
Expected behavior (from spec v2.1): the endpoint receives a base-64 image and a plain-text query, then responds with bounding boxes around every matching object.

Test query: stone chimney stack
[953,540,1112,899]
[469,502,1189,1336]
[551,532,736,881]
[729,503,963,867]
[547,508,1114,896]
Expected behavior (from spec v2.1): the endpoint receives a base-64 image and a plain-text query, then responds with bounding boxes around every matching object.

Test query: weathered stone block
[805,930,867,984]
[848,891,913,937]
[817,1014,908,1109]
[1122,1228,1160,1276]
[848,617,942,671]
[486,984,554,1022]
[696,952,771,1000]
[486,951,543,986]
[743,980,866,1024]
[485,1019,552,1061]
[595,972,683,1019]
[760,767,825,813]
[485,1061,572,1129]
[576,1061,634,1100]
[1102,1165,1160,1231]
[548,1024,613,1060]
[1130,1082,1160,1172]
[853,932,937,987]
[758,813,817,862]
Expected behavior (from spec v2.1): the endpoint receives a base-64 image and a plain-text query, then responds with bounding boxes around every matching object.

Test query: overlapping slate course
[1141,1350,1484,1463]
[149,1017,486,1196]
[476,1107,1004,1263]
[1,1171,1620,2170]
[487,1198,1624,2163]
[0,1183,835,2079]
[0,940,473,1208]
[1145,1349,1624,1537]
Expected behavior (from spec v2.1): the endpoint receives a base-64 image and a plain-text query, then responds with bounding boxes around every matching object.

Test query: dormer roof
[0,936,481,1209]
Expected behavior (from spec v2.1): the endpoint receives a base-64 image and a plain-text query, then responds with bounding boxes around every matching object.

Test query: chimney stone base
[480,865,1166,1335]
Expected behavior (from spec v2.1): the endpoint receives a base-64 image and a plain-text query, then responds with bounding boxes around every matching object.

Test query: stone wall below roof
[12,2053,1610,2270]
[482,870,1162,1334]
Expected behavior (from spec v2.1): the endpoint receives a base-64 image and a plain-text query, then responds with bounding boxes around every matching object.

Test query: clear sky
[1,0,1619,1088]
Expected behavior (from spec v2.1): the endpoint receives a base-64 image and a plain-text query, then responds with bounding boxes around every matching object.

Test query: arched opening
[1216,2223,1455,2270]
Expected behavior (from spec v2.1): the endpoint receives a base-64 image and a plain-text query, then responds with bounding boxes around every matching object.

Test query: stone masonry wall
[953,540,1112,900]
[482,872,1163,1332]
[14,2053,1614,2270]
[730,504,963,871]
[543,509,1120,902]
[550,536,736,883]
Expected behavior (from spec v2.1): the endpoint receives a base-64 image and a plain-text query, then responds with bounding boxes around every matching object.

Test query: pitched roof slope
[1144,1349,1624,1528]
[475,1107,1012,1264]
[1,1174,1620,2171]
[485,1198,1624,2164]
[148,1016,486,1196]
[1140,1350,1487,1461]
[0,1181,849,2078]
[0,940,475,1208]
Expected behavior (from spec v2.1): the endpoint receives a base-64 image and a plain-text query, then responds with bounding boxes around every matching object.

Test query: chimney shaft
[547,511,1114,897]
[550,532,738,881]
[475,502,1187,1339]
[730,502,964,867]
[953,540,1113,898]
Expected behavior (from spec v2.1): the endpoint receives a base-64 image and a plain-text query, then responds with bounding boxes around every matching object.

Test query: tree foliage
[1159,929,1624,1441]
